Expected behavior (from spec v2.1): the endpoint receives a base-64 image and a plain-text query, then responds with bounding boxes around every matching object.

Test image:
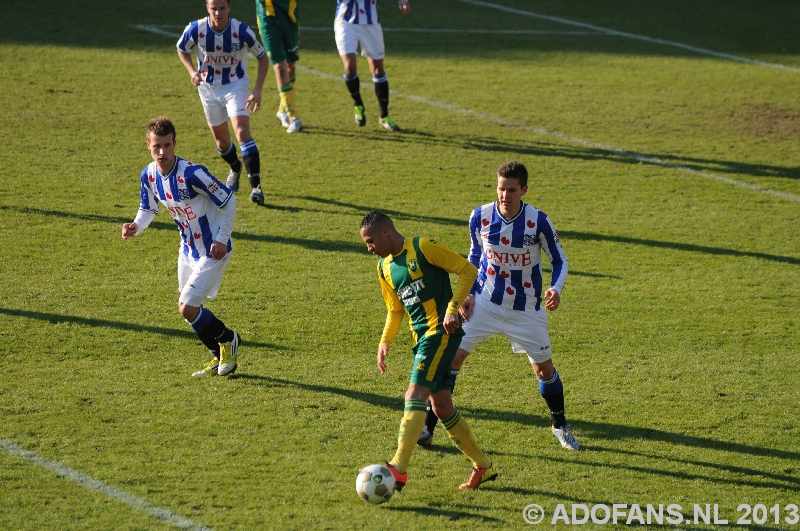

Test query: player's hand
[245,90,262,112]
[443,312,460,335]
[459,295,475,322]
[398,0,410,15]
[121,222,138,239]
[377,344,389,374]
[543,288,560,311]
[190,72,202,87]
[210,240,227,260]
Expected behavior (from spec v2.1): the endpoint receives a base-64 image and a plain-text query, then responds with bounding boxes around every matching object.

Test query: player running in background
[255,0,302,133]
[122,117,241,378]
[335,0,409,131]
[360,211,497,491]
[177,0,270,205]
[419,161,581,451]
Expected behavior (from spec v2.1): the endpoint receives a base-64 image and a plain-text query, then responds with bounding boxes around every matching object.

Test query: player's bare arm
[121,222,138,239]
[245,54,270,112]
[177,51,201,86]
[377,344,390,374]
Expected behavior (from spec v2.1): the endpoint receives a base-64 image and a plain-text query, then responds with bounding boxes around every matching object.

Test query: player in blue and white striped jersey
[122,117,241,378]
[419,161,581,451]
[334,0,409,131]
[177,0,270,205]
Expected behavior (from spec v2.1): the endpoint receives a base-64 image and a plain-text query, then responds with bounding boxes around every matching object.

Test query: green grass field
[1,0,799,529]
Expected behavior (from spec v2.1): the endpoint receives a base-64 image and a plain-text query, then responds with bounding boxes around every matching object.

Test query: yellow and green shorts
[255,4,300,65]
[409,330,463,392]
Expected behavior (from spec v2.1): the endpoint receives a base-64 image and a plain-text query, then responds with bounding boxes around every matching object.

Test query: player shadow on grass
[304,128,800,180]
[288,198,800,266]
[5,205,798,266]
[381,504,503,523]
[0,308,290,351]
[579,446,800,492]
[231,375,800,466]
[1,206,367,255]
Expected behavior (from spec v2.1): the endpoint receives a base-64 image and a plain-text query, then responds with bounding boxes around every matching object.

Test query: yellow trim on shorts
[426,334,450,381]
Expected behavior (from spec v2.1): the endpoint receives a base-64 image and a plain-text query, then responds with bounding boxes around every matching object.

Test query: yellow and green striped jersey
[377,237,477,346]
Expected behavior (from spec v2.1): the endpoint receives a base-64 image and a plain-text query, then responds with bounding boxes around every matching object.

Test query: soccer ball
[356,464,396,504]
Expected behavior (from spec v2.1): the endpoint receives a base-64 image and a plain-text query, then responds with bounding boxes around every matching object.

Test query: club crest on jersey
[407,259,419,273]
[523,233,537,247]
[178,188,191,201]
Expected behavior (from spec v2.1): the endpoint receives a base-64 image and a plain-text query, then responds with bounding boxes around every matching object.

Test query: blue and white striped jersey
[177,18,265,85]
[468,202,568,312]
[335,0,382,24]
[138,157,234,261]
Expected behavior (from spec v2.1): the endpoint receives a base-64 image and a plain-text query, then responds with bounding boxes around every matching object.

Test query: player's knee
[179,302,199,321]
[430,393,454,420]
[531,359,554,380]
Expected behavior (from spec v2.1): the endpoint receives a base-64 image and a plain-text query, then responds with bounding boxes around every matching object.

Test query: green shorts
[255,6,300,65]
[409,330,464,393]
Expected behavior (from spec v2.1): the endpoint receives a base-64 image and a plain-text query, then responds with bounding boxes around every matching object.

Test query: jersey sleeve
[418,238,478,314]
[466,207,484,295]
[378,263,405,346]
[538,211,569,294]
[186,165,234,208]
[176,21,198,54]
[241,23,266,59]
[133,167,158,235]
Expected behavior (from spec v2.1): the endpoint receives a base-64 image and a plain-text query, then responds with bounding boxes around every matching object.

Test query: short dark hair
[360,210,394,231]
[147,116,176,141]
[497,161,528,187]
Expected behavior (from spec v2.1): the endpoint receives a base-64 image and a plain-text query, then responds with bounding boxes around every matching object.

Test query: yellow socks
[389,399,427,473]
[278,82,296,118]
[442,409,491,469]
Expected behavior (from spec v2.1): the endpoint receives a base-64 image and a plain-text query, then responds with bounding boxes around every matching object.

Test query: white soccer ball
[356,464,396,504]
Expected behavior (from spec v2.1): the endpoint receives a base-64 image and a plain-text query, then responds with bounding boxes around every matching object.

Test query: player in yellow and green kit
[359,210,498,491]
[255,0,302,133]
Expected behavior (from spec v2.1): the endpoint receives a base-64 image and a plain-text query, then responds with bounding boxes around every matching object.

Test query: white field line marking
[297,67,800,203]
[301,26,602,35]
[130,24,800,203]
[134,24,603,36]
[456,0,800,74]
[1,438,212,531]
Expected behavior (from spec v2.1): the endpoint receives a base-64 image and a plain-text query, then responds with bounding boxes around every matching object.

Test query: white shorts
[460,294,553,363]
[334,19,385,60]
[177,251,231,307]
[197,77,251,127]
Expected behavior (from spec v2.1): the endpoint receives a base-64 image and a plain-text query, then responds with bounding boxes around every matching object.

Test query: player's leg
[419,348,465,446]
[178,253,240,376]
[531,358,579,450]
[200,84,243,192]
[273,61,291,126]
[259,11,301,133]
[387,334,452,489]
[420,296,495,446]
[428,337,496,489]
[361,25,398,131]
[386,381,430,490]
[509,308,580,450]
[335,19,366,126]
[229,111,263,205]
